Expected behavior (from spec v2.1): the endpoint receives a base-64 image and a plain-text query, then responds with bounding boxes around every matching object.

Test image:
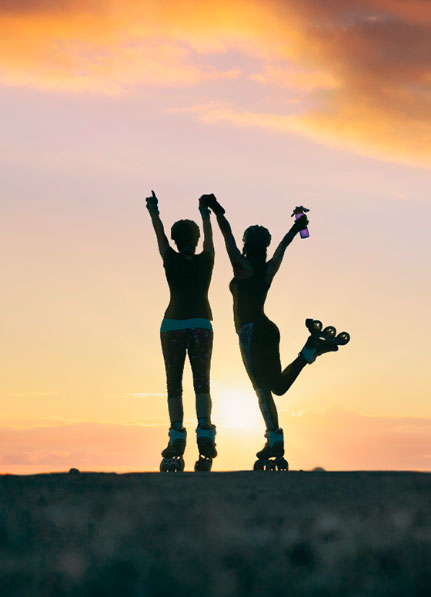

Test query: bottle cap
[291,206,310,217]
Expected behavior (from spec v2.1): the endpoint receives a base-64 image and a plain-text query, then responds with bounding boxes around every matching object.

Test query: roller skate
[253,429,289,471]
[160,427,186,472]
[300,318,350,364]
[194,424,217,472]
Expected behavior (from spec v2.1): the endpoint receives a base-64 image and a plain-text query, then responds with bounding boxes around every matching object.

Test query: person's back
[229,264,269,331]
[164,247,213,320]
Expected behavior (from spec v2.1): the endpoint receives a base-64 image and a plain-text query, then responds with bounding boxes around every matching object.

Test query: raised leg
[247,319,307,399]
[270,355,307,396]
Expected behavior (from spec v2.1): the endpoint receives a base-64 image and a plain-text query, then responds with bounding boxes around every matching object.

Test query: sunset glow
[1,0,430,472]
[213,384,262,431]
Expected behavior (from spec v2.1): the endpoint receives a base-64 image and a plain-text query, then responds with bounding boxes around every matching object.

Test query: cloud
[0,1,241,93]
[0,422,165,470]
[9,391,59,399]
[170,101,302,131]
[0,0,430,163]
[290,406,431,471]
[176,98,431,166]
[122,392,166,399]
[0,409,430,473]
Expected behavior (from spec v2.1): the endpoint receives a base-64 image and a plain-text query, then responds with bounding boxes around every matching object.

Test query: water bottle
[291,206,310,238]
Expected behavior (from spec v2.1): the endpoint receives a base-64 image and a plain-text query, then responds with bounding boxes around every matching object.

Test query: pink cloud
[1,409,430,473]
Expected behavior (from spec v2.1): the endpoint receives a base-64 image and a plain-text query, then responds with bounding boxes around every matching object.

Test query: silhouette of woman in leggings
[205,195,344,462]
[146,191,217,466]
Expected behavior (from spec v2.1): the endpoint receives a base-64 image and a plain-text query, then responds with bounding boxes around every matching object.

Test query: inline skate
[160,427,186,472]
[301,318,350,363]
[194,424,217,472]
[254,429,289,471]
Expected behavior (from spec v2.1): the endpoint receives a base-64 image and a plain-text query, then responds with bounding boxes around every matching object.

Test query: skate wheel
[194,457,212,472]
[277,458,289,471]
[160,457,184,472]
[336,331,350,345]
[306,319,322,334]
[322,326,336,340]
[253,459,265,471]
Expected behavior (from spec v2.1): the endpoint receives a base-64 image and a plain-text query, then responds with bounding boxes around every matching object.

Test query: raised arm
[203,195,252,278]
[199,195,214,255]
[145,190,170,258]
[265,214,308,283]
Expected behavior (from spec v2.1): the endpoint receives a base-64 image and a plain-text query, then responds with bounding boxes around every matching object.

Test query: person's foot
[300,319,343,364]
[161,427,187,458]
[256,429,284,459]
[196,424,217,458]
[300,334,339,364]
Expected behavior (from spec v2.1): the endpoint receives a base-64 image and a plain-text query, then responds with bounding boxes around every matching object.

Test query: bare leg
[238,323,279,430]
[271,354,307,396]
[255,386,279,431]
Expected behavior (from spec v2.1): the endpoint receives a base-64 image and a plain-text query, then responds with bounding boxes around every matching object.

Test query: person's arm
[199,195,214,256]
[266,214,308,283]
[204,195,252,278]
[146,190,170,258]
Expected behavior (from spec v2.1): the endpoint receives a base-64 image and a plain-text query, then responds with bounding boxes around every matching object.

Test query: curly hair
[171,219,200,247]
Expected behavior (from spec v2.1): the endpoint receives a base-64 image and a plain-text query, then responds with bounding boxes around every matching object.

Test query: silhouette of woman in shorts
[205,195,344,461]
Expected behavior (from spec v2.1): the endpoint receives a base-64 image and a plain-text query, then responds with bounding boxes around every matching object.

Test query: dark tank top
[229,264,270,331]
[163,247,214,320]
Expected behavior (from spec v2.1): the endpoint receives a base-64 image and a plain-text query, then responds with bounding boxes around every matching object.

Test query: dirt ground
[0,471,430,596]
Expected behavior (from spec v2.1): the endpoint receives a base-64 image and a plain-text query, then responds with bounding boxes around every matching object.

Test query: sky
[1,0,431,472]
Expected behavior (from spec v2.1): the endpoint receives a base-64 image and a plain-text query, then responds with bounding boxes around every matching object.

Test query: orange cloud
[0,2,240,92]
[0,1,430,163]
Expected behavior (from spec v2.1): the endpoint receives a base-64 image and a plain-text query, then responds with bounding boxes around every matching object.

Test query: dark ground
[0,471,430,596]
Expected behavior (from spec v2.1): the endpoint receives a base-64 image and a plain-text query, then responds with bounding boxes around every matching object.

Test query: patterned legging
[161,327,213,426]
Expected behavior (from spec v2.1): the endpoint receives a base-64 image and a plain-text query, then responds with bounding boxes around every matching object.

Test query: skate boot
[300,319,350,364]
[160,427,186,472]
[194,424,217,472]
[254,429,289,471]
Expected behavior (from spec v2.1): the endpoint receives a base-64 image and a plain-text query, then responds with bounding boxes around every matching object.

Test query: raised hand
[199,195,211,218]
[291,214,309,234]
[146,190,159,214]
[201,194,225,215]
